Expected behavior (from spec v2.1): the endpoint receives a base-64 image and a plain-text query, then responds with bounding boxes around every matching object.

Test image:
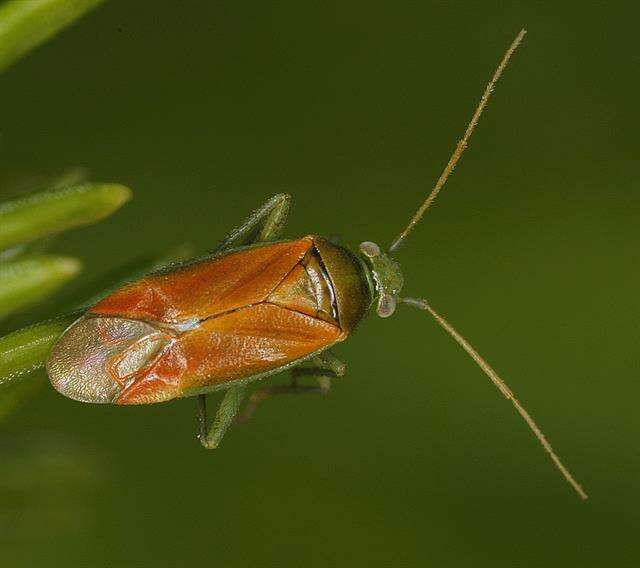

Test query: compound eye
[359,241,381,258]
[376,293,397,318]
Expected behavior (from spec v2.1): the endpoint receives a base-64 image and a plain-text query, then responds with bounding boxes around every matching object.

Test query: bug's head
[358,241,403,318]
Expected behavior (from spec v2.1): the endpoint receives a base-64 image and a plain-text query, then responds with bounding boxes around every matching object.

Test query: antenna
[389,29,527,253]
[401,296,588,500]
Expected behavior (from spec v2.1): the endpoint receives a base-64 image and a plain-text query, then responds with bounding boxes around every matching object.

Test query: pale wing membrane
[46,315,172,404]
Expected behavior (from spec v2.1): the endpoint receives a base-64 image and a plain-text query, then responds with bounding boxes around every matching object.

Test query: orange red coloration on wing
[91,238,314,323]
[48,236,350,405]
[116,303,341,404]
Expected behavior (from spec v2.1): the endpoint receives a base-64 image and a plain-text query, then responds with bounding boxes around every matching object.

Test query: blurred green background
[1,1,638,566]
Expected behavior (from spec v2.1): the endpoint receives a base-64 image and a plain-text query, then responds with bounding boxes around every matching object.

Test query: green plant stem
[0,314,77,390]
[0,0,105,73]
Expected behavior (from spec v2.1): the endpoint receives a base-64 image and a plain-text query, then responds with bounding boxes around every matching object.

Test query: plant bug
[46,29,587,499]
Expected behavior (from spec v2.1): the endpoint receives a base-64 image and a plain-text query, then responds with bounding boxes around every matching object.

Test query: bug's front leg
[198,385,246,450]
[236,352,346,423]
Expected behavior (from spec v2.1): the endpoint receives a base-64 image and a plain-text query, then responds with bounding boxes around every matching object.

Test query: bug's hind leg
[290,350,346,394]
[197,385,246,450]
[236,352,346,423]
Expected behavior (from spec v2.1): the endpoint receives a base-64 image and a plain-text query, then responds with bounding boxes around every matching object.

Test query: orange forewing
[116,303,342,404]
[91,238,314,323]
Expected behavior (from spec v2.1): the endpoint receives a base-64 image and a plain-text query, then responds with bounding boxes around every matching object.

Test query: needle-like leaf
[0,255,81,318]
[0,0,105,73]
[0,183,131,251]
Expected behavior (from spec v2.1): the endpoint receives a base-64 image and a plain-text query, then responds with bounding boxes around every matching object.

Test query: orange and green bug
[45,30,587,499]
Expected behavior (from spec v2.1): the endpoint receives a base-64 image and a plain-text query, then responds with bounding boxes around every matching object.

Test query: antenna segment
[389,29,527,253]
[401,296,588,500]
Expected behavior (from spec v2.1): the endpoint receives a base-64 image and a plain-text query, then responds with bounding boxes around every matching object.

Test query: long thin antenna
[401,296,588,500]
[389,29,527,253]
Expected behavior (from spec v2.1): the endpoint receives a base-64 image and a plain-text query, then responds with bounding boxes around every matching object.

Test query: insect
[46,29,587,499]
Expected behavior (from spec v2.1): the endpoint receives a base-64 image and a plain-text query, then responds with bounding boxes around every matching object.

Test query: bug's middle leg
[236,352,346,423]
[198,385,246,450]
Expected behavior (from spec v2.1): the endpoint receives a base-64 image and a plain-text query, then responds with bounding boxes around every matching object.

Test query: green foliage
[0,255,81,318]
[0,0,124,416]
[0,183,131,251]
[0,164,191,416]
[0,179,131,415]
[0,0,105,73]
[0,182,130,321]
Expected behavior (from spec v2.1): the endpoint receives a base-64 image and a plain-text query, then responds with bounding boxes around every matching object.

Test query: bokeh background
[1,1,638,566]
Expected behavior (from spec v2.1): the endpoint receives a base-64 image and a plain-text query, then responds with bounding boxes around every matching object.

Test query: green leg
[214,193,290,253]
[198,385,246,450]
[236,352,346,423]
[197,194,291,447]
